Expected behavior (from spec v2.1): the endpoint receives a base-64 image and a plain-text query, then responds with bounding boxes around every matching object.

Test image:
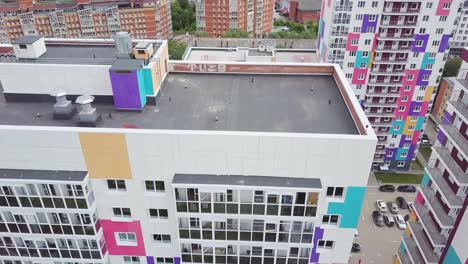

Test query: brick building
[289,0,321,23]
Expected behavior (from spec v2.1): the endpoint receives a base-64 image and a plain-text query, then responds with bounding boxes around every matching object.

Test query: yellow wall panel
[424,86,434,101]
[79,133,132,179]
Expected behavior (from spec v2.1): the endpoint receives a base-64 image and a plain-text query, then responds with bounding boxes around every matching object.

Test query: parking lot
[349,182,417,264]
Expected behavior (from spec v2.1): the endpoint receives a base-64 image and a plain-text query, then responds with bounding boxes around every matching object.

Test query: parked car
[394,214,407,229]
[398,185,417,193]
[379,184,396,192]
[387,202,399,214]
[434,124,440,132]
[383,214,395,227]
[376,200,387,212]
[421,138,431,146]
[372,210,384,227]
[351,243,361,253]
[396,196,408,209]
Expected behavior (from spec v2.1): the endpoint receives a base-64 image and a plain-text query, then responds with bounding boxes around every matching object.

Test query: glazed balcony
[407,221,439,264]
[432,147,468,185]
[375,44,411,51]
[383,6,421,14]
[426,167,463,207]
[364,101,398,107]
[366,90,400,97]
[365,111,395,117]
[419,186,455,227]
[368,79,402,86]
[413,203,447,246]
[380,20,418,27]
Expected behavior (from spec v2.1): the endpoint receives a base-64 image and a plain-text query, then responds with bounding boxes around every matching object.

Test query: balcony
[366,111,395,117]
[375,148,386,154]
[426,167,463,207]
[383,7,421,14]
[440,125,468,158]
[413,203,447,246]
[380,20,418,27]
[370,69,405,76]
[366,90,400,97]
[419,186,455,227]
[402,233,425,264]
[364,101,398,107]
[330,31,348,37]
[372,57,408,64]
[449,100,468,121]
[368,80,402,86]
[334,5,353,11]
[375,45,411,52]
[371,121,392,127]
[432,147,468,184]
[377,33,414,40]
[397,250,412,264]
[408,221,439,263]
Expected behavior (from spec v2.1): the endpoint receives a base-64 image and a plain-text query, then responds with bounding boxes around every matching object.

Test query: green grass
[374,172,424,184]
[419,146,432,161]
[410,160,424,171]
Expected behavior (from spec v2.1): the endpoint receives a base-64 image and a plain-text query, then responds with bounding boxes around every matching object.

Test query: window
[407,75,413,81]
[358,1,365,7]
[360,63,366,68]
[349,51,356,56]
[440,16,447,22]
[413,106,421,112]
[358,73,365,80]
[443,2,450,8]
[326,187,344,198]
[419,86,427,91]
[365,39,371,45]
[399,106,405,112]
[404,85,411,91]
[362,51,369,57]
[372,1,378,7]
[145,181,165,192]
[432,41,440,47]
[410,64,416,69]
[123,256,140,264]
[423,74,430,81]
[401,96,408,102]
[347,62,354,68]
[317,240,335,249]
[416,96,423,101]
[322,215,339,224]
[155,258,175,264]
[149,209,168,219]
[369,15,377,21]
[426,64,433,70]
[351,39,358,45]
[356,85,362,89]
[153,234,171,243]
[400,152,408,157]
[356,14,363,20]
[346,73,352,79]
[403,143,410,149]
[416,40,423,47]
[113,207,132,218]
[436,28,443,34]
[107,180,126,191]
[426,2,433,8]
[353,27,361,33]
[422,16,429,21]
[116,232,136,245]
[387,152,393,157]
[19,44,27,49]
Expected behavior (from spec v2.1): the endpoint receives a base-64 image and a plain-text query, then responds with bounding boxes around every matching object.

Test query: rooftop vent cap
[113,31,133,59]
[51,92,75,120]
[75,95,102,127]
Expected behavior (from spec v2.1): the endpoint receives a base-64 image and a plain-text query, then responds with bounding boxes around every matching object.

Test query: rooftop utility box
[12,35,46,59]
[133,41,154,60]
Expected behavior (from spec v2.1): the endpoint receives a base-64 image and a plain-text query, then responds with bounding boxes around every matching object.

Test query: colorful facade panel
[327,187,366,228]
[79,132,133,179]
[101,219,146,256]
[310,227,324,263]
[346,33,360,51]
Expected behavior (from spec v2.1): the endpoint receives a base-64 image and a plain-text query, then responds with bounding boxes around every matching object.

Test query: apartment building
[194,0,274,37]
[450,0,468,55]
[0,34,377,264]
[318,0,459,170]
[394,48,468,264]
[0,0,172,43]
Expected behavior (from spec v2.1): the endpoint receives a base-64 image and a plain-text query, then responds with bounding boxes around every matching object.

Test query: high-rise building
[0,35,377,264]
[0,0,172,43]
[450,0,468,55]
[318,0,460,170]
[394,48,468,264]
[194,0,274,37]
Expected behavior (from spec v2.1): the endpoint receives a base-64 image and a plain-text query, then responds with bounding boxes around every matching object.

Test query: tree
[443,57,462,77]
[168,40,187,60]
[171,0,196,32]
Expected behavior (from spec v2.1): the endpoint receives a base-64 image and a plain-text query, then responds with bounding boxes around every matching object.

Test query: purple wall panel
[310,227,324,262]
[437,130,448,146]
[407,144,417,160]
[174,257,181,264]
[443,111,454,125]
[385,148,397,161]
[398,135,412,148]
[361,15,378,33]
[146,257,154,264]
[438,34,450,53]
[408,102,424,115]
[109,71,142,110]
[416,70,432,86]
[411,34,429,52]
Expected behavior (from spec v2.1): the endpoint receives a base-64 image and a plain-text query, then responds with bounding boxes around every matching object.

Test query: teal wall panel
[421,172,430,187]
[442,246,462,264]
[355,51,371,68]
[142,68,154,96]
[399,241,405,253]
[421,52,435,70]
[415,116,425,131]
[396,148,409,161]
[390,120,405,135]
[136,70,147,107]
[327,187,366,228]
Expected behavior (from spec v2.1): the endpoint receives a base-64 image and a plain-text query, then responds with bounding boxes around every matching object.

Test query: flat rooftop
[173,174,322,189]
[0,169,87,182]
[0,73,359,134]
[186,48,319,63]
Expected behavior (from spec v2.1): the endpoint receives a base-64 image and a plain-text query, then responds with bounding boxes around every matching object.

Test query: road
[349,182,417,264]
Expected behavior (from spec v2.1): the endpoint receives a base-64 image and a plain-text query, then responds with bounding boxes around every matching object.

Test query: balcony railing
[426,168,463,207]
[365,111,395,117]
[368,79,402,86]
[413,203,447,246]
[408,221,439,263]
[334,5,353,11]
[364,101,398,107]
[371,121,392,127]
[372,57,408,62]
[381,20,418,27]
[376,45,411,51]
[432,147,468,185]
[419,186,455,227]
[383,7,421,13]
[367,91,400,97]
[402,233,425,264]
[440,124,468,158]
[330,31,348,37]
[398,250,412,264]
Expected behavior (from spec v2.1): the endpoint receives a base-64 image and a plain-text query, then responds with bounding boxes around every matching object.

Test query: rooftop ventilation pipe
[113,31,133,59]
[52,92,75,119]
[75,95,101,127]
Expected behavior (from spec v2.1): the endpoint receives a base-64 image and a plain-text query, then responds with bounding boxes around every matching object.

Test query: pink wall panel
[351,68,368,85]
[346,33,360,51]
[415,191,424,204]
[436,0,452,16]
[101,220,146,256]
[412,130,421,144]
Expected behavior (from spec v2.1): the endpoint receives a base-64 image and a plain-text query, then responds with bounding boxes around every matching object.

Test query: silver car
[387,202,399,214]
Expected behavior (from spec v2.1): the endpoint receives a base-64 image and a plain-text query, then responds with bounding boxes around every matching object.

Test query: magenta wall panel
[101,220,146,256]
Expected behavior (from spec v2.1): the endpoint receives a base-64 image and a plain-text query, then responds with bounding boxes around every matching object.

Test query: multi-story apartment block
[318,0,459,170]
[0,34,377,264]
[195,0,274,37]
[450,0,468,55]
[394,48,468,264]
[0,0,172,43]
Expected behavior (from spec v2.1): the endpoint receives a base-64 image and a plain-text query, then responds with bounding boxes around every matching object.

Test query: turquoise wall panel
[399,241,405,253]
[142,68,154,96]
[442,246,462,264]
[421,52,435,70]
[355,51,371,68]
[421,172,430,187]
[415,116,425,131]
[327,187,366,228]
[136,70,147,107]
[390,120,405,135]
[396,148,409,161]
